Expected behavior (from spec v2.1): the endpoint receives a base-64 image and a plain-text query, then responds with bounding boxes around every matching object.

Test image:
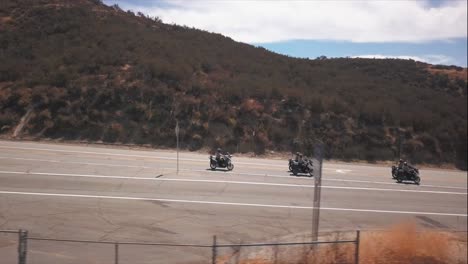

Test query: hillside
[0,0,467,169]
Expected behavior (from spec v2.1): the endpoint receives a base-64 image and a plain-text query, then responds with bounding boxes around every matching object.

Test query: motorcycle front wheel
[414,176,421,185]
[227,163,234,171]
[210,161,217,170]
[396,177,403,183]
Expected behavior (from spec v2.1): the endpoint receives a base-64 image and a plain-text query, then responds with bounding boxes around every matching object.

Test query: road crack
[96,199,119,228]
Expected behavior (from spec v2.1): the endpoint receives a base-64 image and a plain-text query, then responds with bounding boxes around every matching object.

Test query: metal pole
[211,235,217,264]
[114,243,119,264]
[18,229,28,264]
[252,131,255,154]
[354,230,361,264]
[398,129,402,160]
[176,121,179,175]
[311,144,323,242]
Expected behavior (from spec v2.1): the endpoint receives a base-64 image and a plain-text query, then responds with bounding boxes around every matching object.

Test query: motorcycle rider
[294,152,301,162]
[402,161,408,172]
[298,153,307,168]
[404,161,417,173]
[397,159,405,169]
[216,148,222,161]
[215,148,225,164]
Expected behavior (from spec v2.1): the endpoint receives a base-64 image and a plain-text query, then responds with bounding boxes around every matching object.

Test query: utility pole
[311,143,323,241]
[175,120,180,175]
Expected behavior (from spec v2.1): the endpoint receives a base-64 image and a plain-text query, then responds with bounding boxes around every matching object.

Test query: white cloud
[113,0,468,43]
[351,54,455,65]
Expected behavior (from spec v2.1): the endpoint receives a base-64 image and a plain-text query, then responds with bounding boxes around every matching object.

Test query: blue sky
[260,39,467,66]
[104,0,468,67]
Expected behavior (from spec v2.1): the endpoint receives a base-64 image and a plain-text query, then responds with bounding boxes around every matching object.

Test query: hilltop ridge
[0,0,466,169]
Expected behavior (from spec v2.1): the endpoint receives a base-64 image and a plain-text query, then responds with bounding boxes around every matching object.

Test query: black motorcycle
[209,154,234,171]
[391,165,420,184]
[290,159,313,177]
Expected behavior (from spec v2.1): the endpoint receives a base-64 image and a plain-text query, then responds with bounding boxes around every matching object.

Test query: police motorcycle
[391,161,421,184]
[209,152,234,171]
[290,158,313,177]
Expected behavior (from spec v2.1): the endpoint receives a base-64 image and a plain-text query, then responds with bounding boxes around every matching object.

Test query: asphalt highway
[0,140,466,263]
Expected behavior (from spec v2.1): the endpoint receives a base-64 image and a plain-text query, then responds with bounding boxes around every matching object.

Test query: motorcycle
[209,153,234,171]
[392,165,420,184]
[290,159,313,177]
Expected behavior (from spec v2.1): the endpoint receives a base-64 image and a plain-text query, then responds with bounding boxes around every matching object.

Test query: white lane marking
[0,156,466,190]
[0,190,466,217]
[0,156,149,169]
[334,169,352,173]
[0,171,466,195]
[174,168,467,190]
[0,146,283,168]
[0,145,345,171]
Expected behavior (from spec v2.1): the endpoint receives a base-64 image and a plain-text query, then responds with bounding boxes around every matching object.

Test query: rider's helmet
[217,148,221,152]
[399,159,403,162]
[404,162,408,165]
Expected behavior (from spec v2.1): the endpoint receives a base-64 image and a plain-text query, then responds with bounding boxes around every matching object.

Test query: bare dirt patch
[0,16,13,23]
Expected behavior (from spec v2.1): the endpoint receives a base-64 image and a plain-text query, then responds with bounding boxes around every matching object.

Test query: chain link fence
[0,230,360,264]
[2,229,466,264]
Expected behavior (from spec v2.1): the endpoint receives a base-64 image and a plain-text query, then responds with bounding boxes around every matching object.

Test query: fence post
[354,230,361,264]
[114,243,119,264]
[18,229,28,264]
[211,235,217,264]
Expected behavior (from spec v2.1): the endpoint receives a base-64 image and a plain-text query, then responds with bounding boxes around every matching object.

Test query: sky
[103,0,468,67]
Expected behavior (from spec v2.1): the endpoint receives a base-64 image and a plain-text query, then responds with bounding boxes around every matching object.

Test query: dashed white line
[0,170,466,195]
[0,190,465,217]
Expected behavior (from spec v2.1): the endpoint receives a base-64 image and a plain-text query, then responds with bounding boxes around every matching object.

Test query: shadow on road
[206,168,230,172]
[289,173,313,178]
[396,181,420,185]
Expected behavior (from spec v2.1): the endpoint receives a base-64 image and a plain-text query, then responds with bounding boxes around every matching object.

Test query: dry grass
[360,222,454,264]
[427,67,468,82]
[219,223,467,264]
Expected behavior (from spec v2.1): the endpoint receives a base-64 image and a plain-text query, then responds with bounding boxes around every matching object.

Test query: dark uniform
[216,148,223,163]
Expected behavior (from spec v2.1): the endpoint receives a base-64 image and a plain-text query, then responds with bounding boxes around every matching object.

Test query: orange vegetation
[219,223,466,264]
